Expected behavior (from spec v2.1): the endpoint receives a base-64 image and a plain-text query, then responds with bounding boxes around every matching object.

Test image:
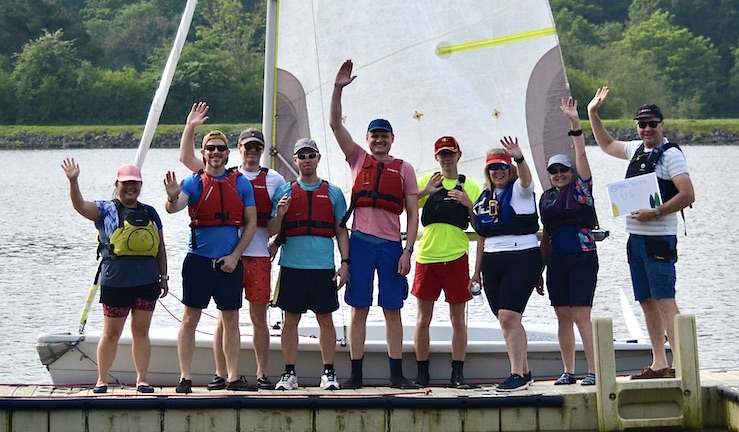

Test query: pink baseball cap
[116,164,143,182]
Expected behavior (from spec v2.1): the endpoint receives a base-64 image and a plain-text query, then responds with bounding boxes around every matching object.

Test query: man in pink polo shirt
[330,59,420,389]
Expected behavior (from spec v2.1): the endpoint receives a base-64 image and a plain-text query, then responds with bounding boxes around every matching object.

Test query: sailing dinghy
[36,0,657,388]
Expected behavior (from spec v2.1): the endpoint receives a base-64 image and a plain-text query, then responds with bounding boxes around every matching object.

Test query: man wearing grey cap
[587,87,695,380]
[330,59,420,389]
[267,138,349,391]
[177,102,286,390]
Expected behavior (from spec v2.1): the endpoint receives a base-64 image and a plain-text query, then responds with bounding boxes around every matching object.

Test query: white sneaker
[320,371,341,390]
[275,372,298,390]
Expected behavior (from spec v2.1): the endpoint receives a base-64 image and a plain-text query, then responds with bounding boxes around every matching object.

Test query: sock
[285,365,295,375]
[389,356,403,378]
[350,358,364,377]
[417,359,430,375]
[324,364,334,374]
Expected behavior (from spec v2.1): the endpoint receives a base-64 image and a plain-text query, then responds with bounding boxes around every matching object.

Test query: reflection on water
[1,146,737,384]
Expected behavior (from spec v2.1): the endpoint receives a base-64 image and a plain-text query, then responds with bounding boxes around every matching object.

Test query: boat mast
[261,0,278,169]
[133,0,198,168]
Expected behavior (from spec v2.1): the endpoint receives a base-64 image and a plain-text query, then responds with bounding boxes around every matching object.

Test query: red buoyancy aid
[188,168,244,228]
[282,181,336,238]
[350,155,405,214]
[250,168,272,228]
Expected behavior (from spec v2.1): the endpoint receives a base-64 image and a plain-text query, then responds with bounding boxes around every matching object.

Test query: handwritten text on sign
[606,172,662,217]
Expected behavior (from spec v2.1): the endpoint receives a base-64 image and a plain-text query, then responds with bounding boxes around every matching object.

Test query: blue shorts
[546,251,598,307]
[181,253,243,310]
[627,234,677,301]
[345,232,408,310]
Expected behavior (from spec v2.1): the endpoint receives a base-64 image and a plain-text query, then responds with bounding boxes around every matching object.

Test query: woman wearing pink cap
[61,159,168,394]
[470,137,541,392]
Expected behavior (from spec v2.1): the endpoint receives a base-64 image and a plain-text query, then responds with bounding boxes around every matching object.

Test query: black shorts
[182,253,243,310]
[546,251,599,307]
[100,282,160,308]
[481,247,542,315]
[276,267,339,314]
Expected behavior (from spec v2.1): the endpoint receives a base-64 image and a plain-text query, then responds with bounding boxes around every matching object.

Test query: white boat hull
[37,322,658,387]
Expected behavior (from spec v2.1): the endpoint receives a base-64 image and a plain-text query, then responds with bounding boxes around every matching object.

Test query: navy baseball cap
[634,104,664,121]
[367,118,393,133]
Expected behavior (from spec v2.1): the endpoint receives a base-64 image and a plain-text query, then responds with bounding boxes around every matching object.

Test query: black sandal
[92,384,108,394]
[137,384,155,393]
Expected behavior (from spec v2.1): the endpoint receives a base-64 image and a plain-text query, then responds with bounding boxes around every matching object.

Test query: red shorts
[241,256,272,304]
[411,254,472,304]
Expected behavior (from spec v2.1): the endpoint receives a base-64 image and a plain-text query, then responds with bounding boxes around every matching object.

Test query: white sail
[269,0,573,192]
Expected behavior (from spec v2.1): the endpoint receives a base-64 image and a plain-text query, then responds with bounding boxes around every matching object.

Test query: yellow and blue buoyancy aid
[100,200,160,258]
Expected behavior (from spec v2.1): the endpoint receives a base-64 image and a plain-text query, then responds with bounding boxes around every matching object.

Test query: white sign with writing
[606,172,662,217]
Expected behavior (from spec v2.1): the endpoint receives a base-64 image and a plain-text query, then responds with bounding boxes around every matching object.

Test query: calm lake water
[1,145,736,384]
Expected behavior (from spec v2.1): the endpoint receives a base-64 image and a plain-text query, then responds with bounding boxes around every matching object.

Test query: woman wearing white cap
[537,97,598,387]
[61,159,168,394]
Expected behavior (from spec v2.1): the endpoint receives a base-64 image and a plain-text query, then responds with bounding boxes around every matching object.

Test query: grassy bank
[1,119,739,137]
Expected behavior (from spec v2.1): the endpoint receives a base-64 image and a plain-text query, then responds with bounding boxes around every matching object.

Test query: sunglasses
[487,163,509,171]
[296,152,318,160]
[205,144,228,152]
[240,143,264,150]
[638,120,661,129]
[548,166,572,175]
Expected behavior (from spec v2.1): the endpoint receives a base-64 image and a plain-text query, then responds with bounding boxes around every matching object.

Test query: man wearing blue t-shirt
[164,130,257,392]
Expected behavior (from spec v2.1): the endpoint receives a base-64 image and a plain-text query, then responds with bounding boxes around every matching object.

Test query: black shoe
[390,376,421,389]
[451,372,470,389]
[92,384,108,394]
[207,375,226,391]
[413,373,429,387]
[257,375,273,390]
[175,378,192,394]
[342,375,363,389]
[227,376,258,391]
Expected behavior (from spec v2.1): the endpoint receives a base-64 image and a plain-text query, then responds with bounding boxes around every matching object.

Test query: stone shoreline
[0,129,737,149]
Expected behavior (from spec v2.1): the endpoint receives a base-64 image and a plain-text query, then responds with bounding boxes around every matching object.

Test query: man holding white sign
[587,87,695,380]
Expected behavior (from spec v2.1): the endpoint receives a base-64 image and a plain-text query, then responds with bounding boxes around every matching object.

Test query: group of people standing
[62,58,694,394]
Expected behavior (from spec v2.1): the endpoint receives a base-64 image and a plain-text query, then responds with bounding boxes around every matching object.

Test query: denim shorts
[627,234,677,300]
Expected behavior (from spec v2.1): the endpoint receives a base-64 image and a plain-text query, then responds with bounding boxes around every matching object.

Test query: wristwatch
[159,274,169,282]
[403,245,414,253]
[654,207,662,220]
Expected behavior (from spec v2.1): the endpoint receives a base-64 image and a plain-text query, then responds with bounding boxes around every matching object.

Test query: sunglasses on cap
[638,120,661,129]
[296,152,318,160]
[487,163,509,171]
[205,144,228,152]
[547,166,572,175]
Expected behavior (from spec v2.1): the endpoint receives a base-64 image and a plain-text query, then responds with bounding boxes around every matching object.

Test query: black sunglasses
[547,166,572,175]
[296,152,318,160]
[205,144,228,152]
[638,120,661,129]
[487,163,509,171]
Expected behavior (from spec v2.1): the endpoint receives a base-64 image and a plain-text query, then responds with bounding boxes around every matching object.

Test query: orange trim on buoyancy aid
[251,168,271,227]
[188,168,244,228]
[282,181,336,237]
[351,155,405,214]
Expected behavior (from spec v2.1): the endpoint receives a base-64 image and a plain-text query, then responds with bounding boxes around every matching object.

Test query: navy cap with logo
[367,118,393,133]
[634,104,664,121]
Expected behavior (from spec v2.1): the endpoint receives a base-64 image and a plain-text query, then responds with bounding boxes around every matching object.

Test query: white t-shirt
[482,180,539,252]
[239,167,287,257]
[623,140,689,236]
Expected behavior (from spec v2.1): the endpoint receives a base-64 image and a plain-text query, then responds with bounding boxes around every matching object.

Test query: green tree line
[0,0,737,125]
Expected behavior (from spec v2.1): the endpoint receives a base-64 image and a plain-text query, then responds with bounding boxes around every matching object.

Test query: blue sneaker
[524,371,533,383]
[496,373,529,392]
[581,372,596,386]
[554,372,577,385]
